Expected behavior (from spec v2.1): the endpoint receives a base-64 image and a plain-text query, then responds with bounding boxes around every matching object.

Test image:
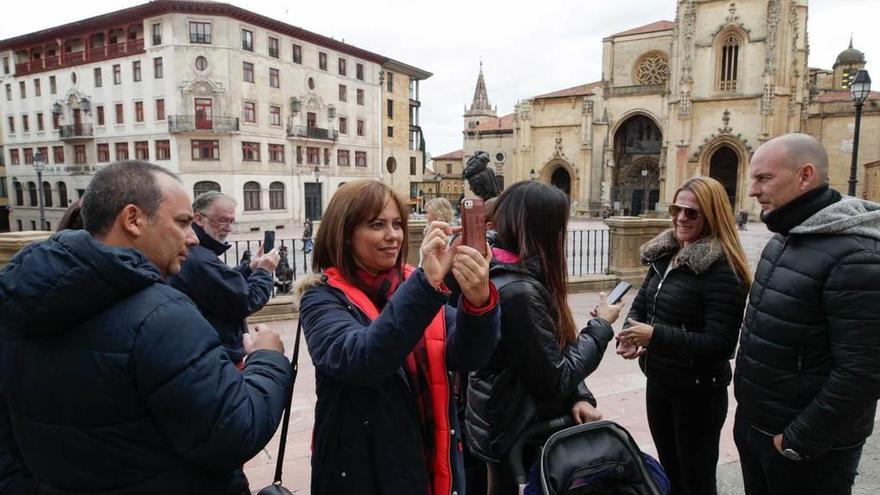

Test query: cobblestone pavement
[243,221,880,493]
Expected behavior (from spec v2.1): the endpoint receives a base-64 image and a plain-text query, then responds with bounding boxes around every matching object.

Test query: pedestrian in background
[617,176,750,495]
[302,218,314,253]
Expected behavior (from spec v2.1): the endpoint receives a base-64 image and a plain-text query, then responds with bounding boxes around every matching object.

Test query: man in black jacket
[0,161,292,494]
[734,134,880,495]
[169,191,279,366]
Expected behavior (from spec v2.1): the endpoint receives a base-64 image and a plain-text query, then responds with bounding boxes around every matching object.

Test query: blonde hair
[675,176,752,288]
[425,197,455,224]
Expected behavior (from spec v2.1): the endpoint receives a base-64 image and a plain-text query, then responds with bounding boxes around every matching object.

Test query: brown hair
[312,180,409,286]
[675,176,752,288]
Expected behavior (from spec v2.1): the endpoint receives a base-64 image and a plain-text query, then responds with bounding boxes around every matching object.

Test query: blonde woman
[425,197,455,225]
[618,176,751,495]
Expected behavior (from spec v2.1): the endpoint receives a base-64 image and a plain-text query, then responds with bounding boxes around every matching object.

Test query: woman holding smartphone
[618,176,750,495]
[465,181,623,494]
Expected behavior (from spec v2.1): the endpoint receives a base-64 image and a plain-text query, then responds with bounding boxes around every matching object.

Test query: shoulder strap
[272,318,303,484]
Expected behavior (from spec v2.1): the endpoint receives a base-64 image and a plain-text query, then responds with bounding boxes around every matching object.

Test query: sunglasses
[668,204,702,221]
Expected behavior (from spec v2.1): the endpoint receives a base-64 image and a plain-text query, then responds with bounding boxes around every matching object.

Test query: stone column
[605,217,671,285]
[0,231,53,269]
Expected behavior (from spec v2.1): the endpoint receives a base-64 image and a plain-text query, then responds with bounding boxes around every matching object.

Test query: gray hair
[192,190,236,214]
[81,161,179,237]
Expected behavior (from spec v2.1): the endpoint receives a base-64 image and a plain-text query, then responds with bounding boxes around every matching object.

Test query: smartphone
[263,230,275,253]
[460,198,486,256]
[607,281,632,305]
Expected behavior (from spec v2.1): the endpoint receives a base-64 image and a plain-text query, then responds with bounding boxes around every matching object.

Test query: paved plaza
[243,222,880,494]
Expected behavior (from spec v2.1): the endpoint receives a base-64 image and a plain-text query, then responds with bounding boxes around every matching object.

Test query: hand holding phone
[263,230,275,253]
[460,198,487,256]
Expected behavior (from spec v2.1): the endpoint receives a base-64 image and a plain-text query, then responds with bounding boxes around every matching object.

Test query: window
[190,22,212,44]
[241,29,254,51]
[195,56,208,71]
[42,182,53,207]
[193,181,221,197]
[2,57,7,75]
[36,112,44,131]
[718,34,741,92]
[410,157,416,175]
[306,112,316,128]
[387,126,393,138]
[324,148,330,165]
[242,141,260,161]
[387,99,394,119]
[356,63,364,81]
[49,76,56,94]
[269,105,281,126]
[135,141,149,160]
[6,116,13,133]
[243,101,256,123]
[269,182,285,209]
[155,99,165,121]
[338,58,346,76]
[134,101,144,122]
[338,84,347,102]
[53,146,64,164]
[19,81,26,98]
[37,147,48,163]
[94,68,102,87]
[296,145,302,164]
[355,151,367,167]
[58,182,68,207]
[337,149,350,166]
[338,117,348,134]
[34,79,41,96]
[268,37,279,58]
[97,143,110,162]
[191,140,219,160]
[132,61,141,82]
[27,182,37,206]
[14,181,22,205]
[115,142,129,160]
[115,104,124,124]
[243,62,254,83]
[292,44,302,64]
[154,57,163,79]
[96,105,105,126]
[318,52,327,70]
[386,71,394,92]
[22,115,29,132]
[113,64,121,84]
[357,119,365,137]
[152,23,162,45]
[155,140,171,160]
[74,145,86,164]
[306,146,320,165]
[269,68,280,88]
[268,143,284,162]
[5,84,10,101]
[10,149,19,165]
[243,182,261,211]
[52,112,60,129]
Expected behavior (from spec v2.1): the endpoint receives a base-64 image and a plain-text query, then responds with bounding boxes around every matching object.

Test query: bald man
[733,133,880,495]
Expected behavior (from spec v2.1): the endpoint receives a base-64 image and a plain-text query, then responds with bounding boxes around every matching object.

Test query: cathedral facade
[463,0,879,216]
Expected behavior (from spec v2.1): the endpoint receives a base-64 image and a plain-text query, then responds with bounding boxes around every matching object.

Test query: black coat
[0,230,292,494]
[169,223,273,363]
[297,269,500,495]
[628,230,747,389]
[466,257,612,463]
[735,194,880,459]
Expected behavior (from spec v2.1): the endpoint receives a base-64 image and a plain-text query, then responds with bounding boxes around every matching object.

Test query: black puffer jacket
[466,256,613,463]
[628,230,747,389]
[735,192,880,459]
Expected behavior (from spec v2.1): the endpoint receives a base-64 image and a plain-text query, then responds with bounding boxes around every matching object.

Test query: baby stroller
[509,416,668,495]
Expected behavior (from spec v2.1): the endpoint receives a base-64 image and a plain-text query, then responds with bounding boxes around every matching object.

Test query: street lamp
[34,151,47,230]
[849,69,871,196]
[529,169,537,181]
[313,165,320,184]
[641,168,649,216]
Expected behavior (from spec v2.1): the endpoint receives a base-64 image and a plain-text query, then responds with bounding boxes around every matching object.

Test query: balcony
[59,124,94,140]
[287,125,339,141]
[14,39,145,76]
[168,115,239,134]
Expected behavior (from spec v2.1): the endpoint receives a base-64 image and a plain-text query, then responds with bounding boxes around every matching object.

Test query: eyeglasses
[668,204,702,221]
[205,216,237,227]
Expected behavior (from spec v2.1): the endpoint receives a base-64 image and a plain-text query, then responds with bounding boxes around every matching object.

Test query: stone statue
[463,151,501,201]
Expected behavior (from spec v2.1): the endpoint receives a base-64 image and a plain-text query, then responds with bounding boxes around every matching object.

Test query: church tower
[464,62,497,130]
[833,36,867,90]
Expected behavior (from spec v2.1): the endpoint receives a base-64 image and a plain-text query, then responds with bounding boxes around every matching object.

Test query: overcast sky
[1,0,876,156]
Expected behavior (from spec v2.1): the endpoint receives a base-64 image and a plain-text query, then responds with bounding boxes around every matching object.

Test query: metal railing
[59,124,94,139]
[168,115,240,133]
[567,229,610,276]
[223,238,314,297]
[286,125,338,141]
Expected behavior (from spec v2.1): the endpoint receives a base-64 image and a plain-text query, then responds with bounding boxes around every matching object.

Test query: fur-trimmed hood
[293,273,324,310]
[640,229,726,274]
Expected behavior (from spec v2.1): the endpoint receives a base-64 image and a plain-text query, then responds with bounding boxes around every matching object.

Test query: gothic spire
[466,62,494,117]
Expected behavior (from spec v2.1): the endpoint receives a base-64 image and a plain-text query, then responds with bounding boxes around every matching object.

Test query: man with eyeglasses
[733,133,880,495]
[170,191,280,370]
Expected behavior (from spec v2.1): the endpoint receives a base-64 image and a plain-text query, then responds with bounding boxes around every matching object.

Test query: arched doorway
[551,168,571,196]
[613,115,662,215]
[709,146,738,208]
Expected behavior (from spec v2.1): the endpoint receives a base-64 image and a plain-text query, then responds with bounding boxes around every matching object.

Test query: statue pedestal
[604,217,671,286]
[0,231,53,269]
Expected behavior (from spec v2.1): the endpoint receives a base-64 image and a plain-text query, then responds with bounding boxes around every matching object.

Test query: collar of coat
[192,223,230,256]
[640,229,725,275]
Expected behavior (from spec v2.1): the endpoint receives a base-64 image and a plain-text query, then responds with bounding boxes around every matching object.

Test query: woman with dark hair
[295,180,501,495]
[466,180,623,493]
[617,176,750,495]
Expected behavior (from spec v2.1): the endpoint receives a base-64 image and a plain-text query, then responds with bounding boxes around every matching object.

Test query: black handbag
[256,319,303,495]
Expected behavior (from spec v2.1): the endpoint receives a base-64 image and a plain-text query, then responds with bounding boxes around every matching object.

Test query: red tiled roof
[608,20,674,39]
[815,90,880,103]
[473,113,515,132]
[533,81,602,99]
[433,149,464,160]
